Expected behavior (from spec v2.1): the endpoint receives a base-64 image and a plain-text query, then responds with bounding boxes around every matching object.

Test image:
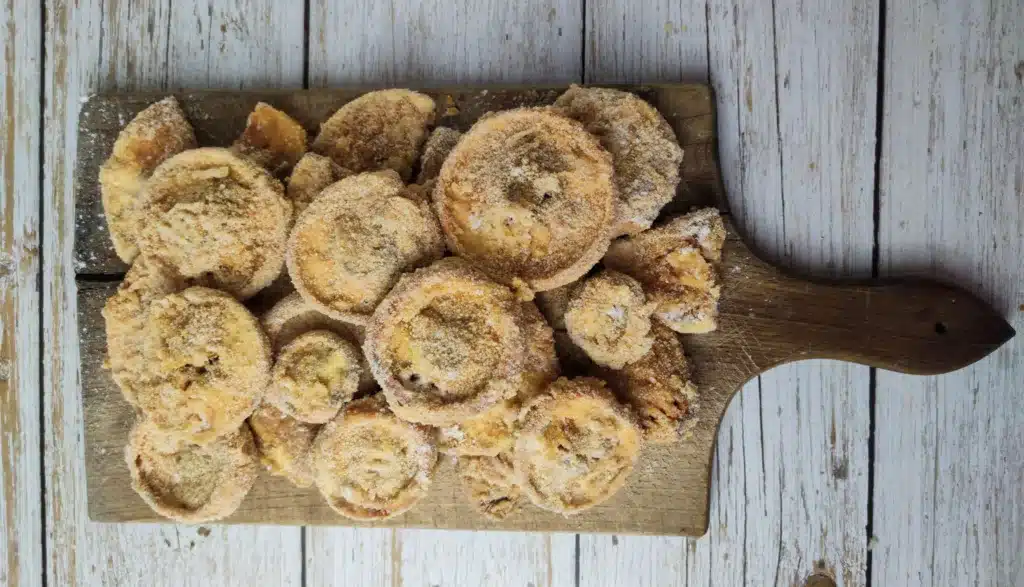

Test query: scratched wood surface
[872,1,1024,585]
[43,2,305,586]
[0,0,1017,586]
[0,2,43,586]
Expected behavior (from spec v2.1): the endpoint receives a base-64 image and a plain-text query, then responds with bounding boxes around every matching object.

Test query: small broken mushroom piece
[604,207,726,334]
[436,401,518,457]
[601,323,699,444]
[286,152,348,214]
[248,403,318,488]
[458,452,524,520]
[312,89,436,181]
[264,330,362,424]
[416,126,462,184]
[231,102,308,177]
[564,270,657,369]
[99,96,197,262]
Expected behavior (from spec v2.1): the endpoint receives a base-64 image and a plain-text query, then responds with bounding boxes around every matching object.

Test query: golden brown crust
[458,452,524,520]
[401,180,434,204]
[364,257,527,426]
[102,256,185,406]
[248,403,318,488]
[433,107,616,297]
[265,330,362,424]
[136,147,292,299]
[231,102,308,176]
[312,89,436,181]
[287,170,445,325]
[600,323,698,444]
[436,302,560,457]
[311,395,437,520]
[126,420,259,522]
[416,126,461,183]
[564,270,657,369]
[133,287,271,444]
[603,208,726,333]
[436,403,517,457]
[262,291,364,350]
[554,85,684,237]
[100,96,197,262]
[261,292,376,394]
[286,152,348,214]
[513,376,641,515]
[517,302,562,399]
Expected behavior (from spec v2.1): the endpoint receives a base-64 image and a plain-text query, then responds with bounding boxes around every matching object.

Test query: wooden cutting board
[74,85,1015,535]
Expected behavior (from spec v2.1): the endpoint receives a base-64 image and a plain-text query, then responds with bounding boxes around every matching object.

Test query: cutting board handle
[740,274,1015,376]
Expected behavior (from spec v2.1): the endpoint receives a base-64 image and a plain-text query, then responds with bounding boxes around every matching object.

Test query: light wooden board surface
[0,0,1016,585]
[0,2,43,586]
[872,0,1024,585]
[42,2,305,586]
[578,1,877,586]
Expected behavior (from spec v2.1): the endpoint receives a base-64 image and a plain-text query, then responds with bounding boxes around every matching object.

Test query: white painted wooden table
[1,0,1020,585]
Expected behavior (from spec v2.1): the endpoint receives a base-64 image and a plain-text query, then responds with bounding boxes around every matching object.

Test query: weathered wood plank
[309,0,583,86]
[873,1,1024,585]
[584,0,709,83]
[306,3,583,583]
[580,1,876,585]
[305,528,394,586]
[398,531,569,586]
[43,1,305,585]
[0,1,43,586]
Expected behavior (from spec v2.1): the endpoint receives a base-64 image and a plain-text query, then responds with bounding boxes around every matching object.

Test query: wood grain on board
[44,2,305,585]
[872,1,1024,585]
[0,2,43,586]
[579,0,880,585]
